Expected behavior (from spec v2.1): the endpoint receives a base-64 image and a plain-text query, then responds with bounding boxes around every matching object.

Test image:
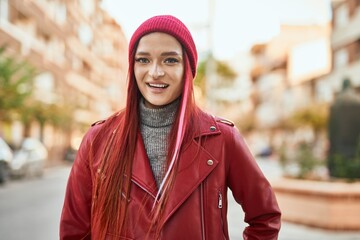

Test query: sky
[101,0,332,60]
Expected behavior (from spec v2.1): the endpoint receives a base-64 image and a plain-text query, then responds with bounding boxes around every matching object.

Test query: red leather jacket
[60,110,281,239]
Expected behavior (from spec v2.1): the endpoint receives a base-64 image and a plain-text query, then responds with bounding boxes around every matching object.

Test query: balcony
[66,36,112,82]
[0,20,65,70]
[11,0,65,39]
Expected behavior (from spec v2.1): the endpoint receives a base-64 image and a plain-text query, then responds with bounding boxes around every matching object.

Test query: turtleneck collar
[139,98,180,128]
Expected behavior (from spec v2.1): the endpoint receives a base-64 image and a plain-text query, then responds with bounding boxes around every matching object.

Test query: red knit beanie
[129,15,198,77]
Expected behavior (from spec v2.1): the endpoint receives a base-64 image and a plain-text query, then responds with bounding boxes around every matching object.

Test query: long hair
[149,52,198,238]
[91,40,198,239]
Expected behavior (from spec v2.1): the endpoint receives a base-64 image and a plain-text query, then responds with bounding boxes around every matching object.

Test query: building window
[34,72,56,104]
[79,0,94,16]
[78,24,93,46]
[0,0,8,20]
[334,48,348,69]
[54,3,67,24]
[334,4,349,28]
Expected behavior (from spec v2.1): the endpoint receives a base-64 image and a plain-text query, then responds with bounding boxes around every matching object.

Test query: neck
[139,98,180,128]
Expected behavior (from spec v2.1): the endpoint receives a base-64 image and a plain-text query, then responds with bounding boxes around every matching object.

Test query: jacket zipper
[218,190,227,240]
[200,183,206,240]
[218,190,223,208]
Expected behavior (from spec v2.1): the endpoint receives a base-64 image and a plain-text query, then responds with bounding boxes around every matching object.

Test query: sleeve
[59,130,94,240]
[226,127,281,240]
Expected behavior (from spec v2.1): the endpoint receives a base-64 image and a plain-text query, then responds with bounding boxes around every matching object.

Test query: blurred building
[239,23,332,155]
[0,0,128,160]
[241,0,360,156]
[251,24,332,128]
[316,0,360,102]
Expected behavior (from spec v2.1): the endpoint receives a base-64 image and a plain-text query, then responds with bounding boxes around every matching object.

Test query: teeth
[148,83,168,88]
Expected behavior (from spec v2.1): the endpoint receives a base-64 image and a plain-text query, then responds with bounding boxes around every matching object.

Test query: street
[0,166,69,240]
[0,161,360,240]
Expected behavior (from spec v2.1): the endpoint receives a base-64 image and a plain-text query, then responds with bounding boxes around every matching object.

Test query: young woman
[60,15,281,240]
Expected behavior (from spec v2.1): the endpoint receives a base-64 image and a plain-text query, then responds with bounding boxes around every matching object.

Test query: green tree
[0,46,73,139]
[0,46,36,122]
[194,57,237,94]
[194,60,206,90]
[285,103,329,145]
[17,98,75,139]
[279,104,329,179]
[216,60,237,80]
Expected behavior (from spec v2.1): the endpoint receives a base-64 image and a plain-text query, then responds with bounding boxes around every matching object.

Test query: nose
[148,63,165,79]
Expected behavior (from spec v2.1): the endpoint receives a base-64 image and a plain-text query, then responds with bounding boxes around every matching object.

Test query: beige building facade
[316,0,360,102]
[245,23,332,155]
[0,0,128,161]
[244,0,360,156]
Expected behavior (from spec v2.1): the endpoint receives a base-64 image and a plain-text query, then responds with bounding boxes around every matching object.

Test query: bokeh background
[1,0,360,239]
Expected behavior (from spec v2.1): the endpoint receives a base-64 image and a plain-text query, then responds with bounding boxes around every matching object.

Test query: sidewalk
[226,158,360,240]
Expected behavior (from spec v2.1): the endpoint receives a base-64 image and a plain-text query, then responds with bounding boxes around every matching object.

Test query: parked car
[10,138,48,178]
[0,137,13,184]
[64,146,78,163]
[255,145,273,158]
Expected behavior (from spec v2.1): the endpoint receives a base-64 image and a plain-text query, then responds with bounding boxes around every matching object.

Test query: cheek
[134,66,142,81]
[134,66,147,91]
[174,67,184,84]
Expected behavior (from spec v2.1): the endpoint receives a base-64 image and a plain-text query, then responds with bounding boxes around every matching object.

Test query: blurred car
[0,137,13,184]
[10,138,48,178]
[64,146,78,163]
[255,146,273,158]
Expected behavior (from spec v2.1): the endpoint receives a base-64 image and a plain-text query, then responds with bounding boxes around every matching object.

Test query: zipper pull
[218,191,223,208]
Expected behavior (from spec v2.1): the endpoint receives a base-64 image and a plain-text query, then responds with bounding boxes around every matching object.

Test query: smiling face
[134,32,184,109]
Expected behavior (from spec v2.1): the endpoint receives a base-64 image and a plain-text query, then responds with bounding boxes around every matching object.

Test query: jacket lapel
[160,113,222,227]
[130,111,222,226]
[131,132,158,198]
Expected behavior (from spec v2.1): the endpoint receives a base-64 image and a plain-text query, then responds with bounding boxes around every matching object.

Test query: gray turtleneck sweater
[139,99,179,187]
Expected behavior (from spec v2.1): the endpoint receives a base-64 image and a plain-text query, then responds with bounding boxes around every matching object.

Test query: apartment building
[246,23,332,155]
[251,24,331,128]
[0,0,128,160]
[245,0,360,157]
[316,0,360,103]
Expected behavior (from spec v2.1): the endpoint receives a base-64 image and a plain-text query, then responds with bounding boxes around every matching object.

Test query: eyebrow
[135,51,182,57]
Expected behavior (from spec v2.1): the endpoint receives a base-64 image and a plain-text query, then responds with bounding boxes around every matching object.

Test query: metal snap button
[210,126,216,131]
[207,159,214,166]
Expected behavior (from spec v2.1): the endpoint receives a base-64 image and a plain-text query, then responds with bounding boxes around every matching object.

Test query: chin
[147,100,172,108]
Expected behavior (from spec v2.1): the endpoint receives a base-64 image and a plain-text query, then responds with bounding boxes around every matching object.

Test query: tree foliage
[216,61,237,80]
[194,60,206,89]
[194,57,238,94]
[0,46,74,136]
[0,46,36,122]
[288,103,329,133]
